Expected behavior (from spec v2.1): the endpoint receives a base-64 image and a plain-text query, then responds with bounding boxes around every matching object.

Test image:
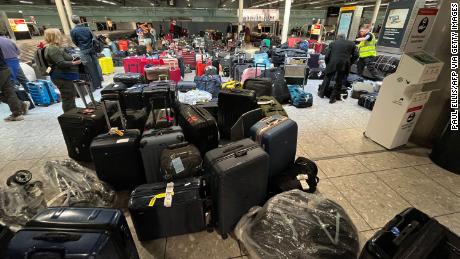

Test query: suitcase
[218,88,257,140]
[118,39,129,51]
[101,82,128,96]
[99,57,115,75]
[176,103,219,155]
[162,57,179,68]
[203,138,269,238]
[121,108,148,132]
[257,96,288,117]
[177,81,197,92]
[0,224,13,259]
[168,65,181,83]
[195,100,218,119]
[140,57,165,75]
[250,115,298,176]
[143,81,177,112]
[360,207,460,259]
[113,72,145,87]
[243,78,272,97]
[123,84,147,110]
[233,63,252,82]
[90,94,145,191]
[351,89,369,99]
[267,157,320,198]
[180,50,196,69]
[160,142,203,181]
[230,108,265,141]
[287,37,302,48]
[196,62,206,77]
[58,80,111,162]
[123,56,142,73]
[308,53,320,69]
[6,207,139,259]
[145,108,175,130]
[140,126,185,183]
[240,64,265,84]
[145,65,170,82]
[266,67,290,104]
[128,177,207,241]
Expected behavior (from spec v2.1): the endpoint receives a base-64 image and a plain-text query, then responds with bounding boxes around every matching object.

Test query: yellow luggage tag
[148,182,175,207]
[109,127,124,136]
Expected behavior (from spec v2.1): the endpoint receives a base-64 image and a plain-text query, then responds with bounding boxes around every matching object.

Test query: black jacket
[324,39,358,75]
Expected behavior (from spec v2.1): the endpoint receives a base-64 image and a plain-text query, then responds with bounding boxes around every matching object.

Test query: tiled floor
[1,67,460,259]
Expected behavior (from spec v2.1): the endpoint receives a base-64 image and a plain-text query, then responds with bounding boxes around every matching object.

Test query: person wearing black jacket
[318,35,359,103]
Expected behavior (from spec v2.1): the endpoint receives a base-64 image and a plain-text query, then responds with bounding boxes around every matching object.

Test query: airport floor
[1,67,460,259]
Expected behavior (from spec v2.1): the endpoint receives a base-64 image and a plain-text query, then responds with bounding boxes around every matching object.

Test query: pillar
[238,0,244,39]
[371,0,382,28]
[62,0,74,29]
[281,0,292,43]
[55,0,70,34]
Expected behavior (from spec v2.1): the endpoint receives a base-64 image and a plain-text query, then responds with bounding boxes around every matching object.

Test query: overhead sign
[404,8,438,53]
[242,9,279,22]
[340,6,357,11]
[8,18,28,32]
[311,24,322,35]
[377,0,415,49]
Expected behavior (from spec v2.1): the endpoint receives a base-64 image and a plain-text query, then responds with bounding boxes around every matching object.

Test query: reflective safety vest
[358,33,377,58]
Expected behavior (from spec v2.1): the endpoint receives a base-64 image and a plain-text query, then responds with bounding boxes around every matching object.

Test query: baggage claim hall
[0,0,458,258]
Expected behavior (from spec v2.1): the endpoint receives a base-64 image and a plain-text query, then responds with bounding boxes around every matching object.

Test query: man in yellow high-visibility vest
[356,24,378,79]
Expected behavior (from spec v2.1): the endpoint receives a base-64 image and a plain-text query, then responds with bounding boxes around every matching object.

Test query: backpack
[288,85,313,108]
[33,47,50,77]
[92,36,105,53]
[299,41,309,51]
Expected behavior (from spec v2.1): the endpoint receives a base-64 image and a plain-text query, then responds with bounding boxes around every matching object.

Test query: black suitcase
[128,178,207,241]
[160,142,203,181]
[113,72,145,87]
[218,89,257,140]
[243,78,272,97]
[6,207,139,259]
[360,207,460,259]
[204,138,269,238]
[143,81,177,112]
[195,100,218,119]
[268,157,320,198]
[124,108,148,132]
[90,94,145,191]
[266,67,290,104]
[123,84,147,110]
[101,82,128,96]
[58,80,112,162]
[0,223,13,259]
[176,104,219,155]
[233,63,252,82]
[145,108,175,130]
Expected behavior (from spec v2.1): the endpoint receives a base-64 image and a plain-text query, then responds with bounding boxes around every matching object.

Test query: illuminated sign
[8,19,29,32]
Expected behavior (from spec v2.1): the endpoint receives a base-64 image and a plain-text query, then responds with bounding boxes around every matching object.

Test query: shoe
[4,114,24,122]
[329,98,336,104]
[22,101,30,115]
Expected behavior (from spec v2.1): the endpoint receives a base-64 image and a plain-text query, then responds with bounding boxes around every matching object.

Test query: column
[371,0,382,28]
[62,0,75,29]
[281,0,292,43]
[238,0,244,39]
[55,0,70,34]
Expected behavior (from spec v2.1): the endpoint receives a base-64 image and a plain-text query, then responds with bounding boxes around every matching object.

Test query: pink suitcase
[169,66,181,83]
[240,65,265,84]
[123,57,142,73]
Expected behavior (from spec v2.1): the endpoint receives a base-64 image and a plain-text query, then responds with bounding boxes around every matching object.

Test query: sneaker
[4,114,24,122]
[22,101,30,115]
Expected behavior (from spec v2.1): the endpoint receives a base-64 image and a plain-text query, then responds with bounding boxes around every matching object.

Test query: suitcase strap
[148,182,175,207]
[255,116,289,143]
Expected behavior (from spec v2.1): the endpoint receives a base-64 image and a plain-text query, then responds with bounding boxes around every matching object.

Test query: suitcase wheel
[206,225,214,233]
[221,233,228,239]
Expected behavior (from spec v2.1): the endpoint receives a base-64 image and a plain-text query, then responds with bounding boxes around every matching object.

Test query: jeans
[80,49,103,90]
[357,56,378,78]
[0,69,23,116]
[51,78,77,113]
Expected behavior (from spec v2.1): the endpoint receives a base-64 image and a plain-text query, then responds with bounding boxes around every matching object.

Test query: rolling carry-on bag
[257,96,288,117]
[124,108,148,132]
[176,103,219,155]
[113,72,145,87]
[6,207,139,259]
[204,138,269,238]
[122,84,147,110]
[123,56,142,73]
[243,77,272,97]
[101,82,128,96]
[128,177,207,241]
[360,207,460,259]
[160,142,202,181]
[250,115,298,176]
[267,67,291,104]
[143,80,177,112]
[90,94,145,191]
[140,126,185,183]
[168,65,181,83]
[233,63,252,82]
[218,88,257,139]
[99,57,115,75]
[58,80,111,162]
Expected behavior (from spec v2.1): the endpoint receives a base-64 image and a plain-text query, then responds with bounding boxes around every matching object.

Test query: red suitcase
[196,62,206,76]
[288,37,302,48]
[168,65,181,83]
[124,57,142,73]
[180,50,196,69]
[314,42,326,54]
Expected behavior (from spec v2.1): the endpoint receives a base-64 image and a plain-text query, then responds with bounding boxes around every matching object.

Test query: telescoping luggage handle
[101,93,127,132]
[255,63,267,78]
[73,80,97,110]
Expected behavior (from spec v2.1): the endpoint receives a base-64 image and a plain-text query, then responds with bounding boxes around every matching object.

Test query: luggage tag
[171,157,185,174]
[164,182,174,207]
[109,127,124,137]
[296,174,310,191]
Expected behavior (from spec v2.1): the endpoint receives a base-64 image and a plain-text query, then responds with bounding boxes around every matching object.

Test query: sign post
[404,8,439,53]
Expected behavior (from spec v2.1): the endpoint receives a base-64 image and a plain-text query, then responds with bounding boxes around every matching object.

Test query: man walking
[0,36,29,91]
[318,34,358,104]
[70,15,102,90]
[0,46,29,121]
[356,24,378,79]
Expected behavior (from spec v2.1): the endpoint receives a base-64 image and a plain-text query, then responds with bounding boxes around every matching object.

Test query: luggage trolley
[284,56,309,88]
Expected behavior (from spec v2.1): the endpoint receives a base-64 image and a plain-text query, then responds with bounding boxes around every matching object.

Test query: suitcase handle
[222,144,244,154]
[158,74,169,81]
[26,247,66,259]
[33,232,81,242]
[255,63,267,78]
[101,93,126,131]
[167,141,189,149]
[73,80,97,109]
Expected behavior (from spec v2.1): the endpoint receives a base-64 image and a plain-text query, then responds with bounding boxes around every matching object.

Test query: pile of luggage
[352,80,382,110]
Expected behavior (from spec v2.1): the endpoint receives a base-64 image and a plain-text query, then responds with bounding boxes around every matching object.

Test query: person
[70,15,103,90]
[148,24,157,50]
[106,19,113,32]
[244,25,251,43]
[44,28,81,112]
[0,46,30,121]
[356,24,378,79]
[0,36,29,91]
[318,34,359,104]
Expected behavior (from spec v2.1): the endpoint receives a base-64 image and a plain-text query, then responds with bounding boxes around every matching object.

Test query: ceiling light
[19,0,33,4]
[344,2,358,5]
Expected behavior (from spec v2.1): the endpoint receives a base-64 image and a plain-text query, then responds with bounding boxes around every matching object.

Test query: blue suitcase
[37,79,59,103]
[250,115,298,177]
[27,81,54,106]
[5,207,140,259]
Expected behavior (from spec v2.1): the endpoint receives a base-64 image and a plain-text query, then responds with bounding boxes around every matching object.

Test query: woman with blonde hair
[44,28,81,112]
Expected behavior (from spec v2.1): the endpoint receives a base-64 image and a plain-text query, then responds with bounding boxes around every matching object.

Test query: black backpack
[33,47,50,77]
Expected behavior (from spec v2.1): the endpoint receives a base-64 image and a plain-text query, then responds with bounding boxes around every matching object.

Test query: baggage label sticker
[116,138,129,144]
[172,157,185,174]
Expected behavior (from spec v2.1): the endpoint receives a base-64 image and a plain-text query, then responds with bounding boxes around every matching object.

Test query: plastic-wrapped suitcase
[58,80,112,162]
[90,95,145,191]
[128,177,207,241]
[218,88,257,140]
[257,96,288,117]
[123,84,147,110]
[6,207,139,259]
[203,138,269,238]
[360,207,460,259]
[0,224,13,259]
[243,78,272,97]
[140,126,185,183]
[113,72,145,87]
[250,115,298,176]
[159,142,203,181]
[176,104,219,155]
